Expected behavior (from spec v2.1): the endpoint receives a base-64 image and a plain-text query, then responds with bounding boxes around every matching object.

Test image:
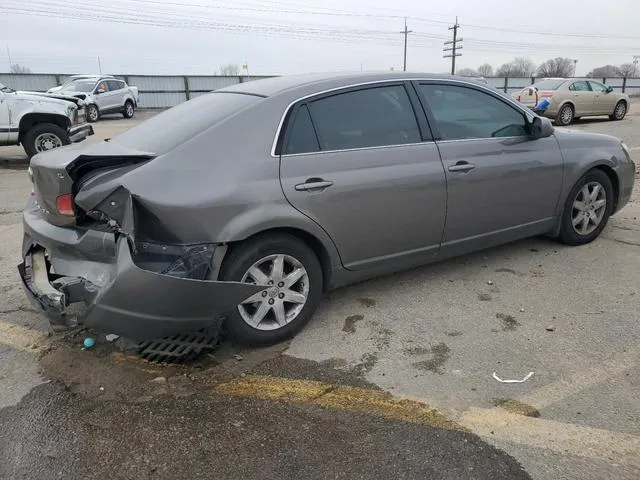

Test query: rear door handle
[448,162,475,173]
[295,179,334,191]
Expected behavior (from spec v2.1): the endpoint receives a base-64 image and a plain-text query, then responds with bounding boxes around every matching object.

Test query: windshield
[60,80,97,93]
[531,79,565,91]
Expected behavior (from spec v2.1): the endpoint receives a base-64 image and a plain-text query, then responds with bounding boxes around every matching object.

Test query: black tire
[609,100,627,121]
[22,123,70,159]
[558,169,614,246]
[555,104,574,126]
[219,233,323,346]
[122,100,135,118]
[87,104,100,123]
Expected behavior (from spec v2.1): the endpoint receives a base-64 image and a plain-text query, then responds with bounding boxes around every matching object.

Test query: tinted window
[308,85,421,151]
[419,84,527,140]
[569,81,591,92]
[284,105,320,155]
[589,81,607,93]
[107,80,124,91]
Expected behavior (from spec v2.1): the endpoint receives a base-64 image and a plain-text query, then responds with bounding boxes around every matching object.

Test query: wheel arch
[592,164,620,212]
[18,113,69,142]
[224,226,336,292]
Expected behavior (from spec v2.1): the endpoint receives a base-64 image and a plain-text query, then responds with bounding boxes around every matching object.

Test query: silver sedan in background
[19,73,635,345]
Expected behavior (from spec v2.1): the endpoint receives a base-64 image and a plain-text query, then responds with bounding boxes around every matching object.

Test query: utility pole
[443,17,462,75]
[97,56,102,74]
[573,59,578,77]
[400,18,412,72]
[6,45,13,70]
[633,55,639,78]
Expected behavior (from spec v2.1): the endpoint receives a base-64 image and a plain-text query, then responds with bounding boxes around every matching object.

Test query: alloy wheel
[238,254,309,331]
[571,181,607,235]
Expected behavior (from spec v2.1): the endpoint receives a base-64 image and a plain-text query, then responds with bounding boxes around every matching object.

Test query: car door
[567,80,595,116]
[589,81,617,115]
[107,80,125,111]
[93,80,111,112]
[278,83,447,271]
[414,82,564,256]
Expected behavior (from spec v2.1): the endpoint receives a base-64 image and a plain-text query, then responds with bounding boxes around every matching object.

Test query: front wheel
[123,100,135,118]
[558,169,613,246]
[609,101,627,121]
[87,104,100,123]
[22,123,70,159]
[219,233,323,346]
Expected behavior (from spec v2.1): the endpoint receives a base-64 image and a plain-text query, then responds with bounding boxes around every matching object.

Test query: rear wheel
[123,100,135,118]
[609,100,627,121]
[22,123,70,159]
[558,169,613,245]
[556,104,574,126]
[87,104,100,122]
[219,234,323,346]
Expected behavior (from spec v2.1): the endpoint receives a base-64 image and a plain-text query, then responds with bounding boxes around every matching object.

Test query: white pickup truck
[0,82,94,158]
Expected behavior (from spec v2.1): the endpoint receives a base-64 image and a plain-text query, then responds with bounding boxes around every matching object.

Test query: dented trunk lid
[28,141,154,226]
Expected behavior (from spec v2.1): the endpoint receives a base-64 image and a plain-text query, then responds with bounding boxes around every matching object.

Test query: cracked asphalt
[1,106,639,480]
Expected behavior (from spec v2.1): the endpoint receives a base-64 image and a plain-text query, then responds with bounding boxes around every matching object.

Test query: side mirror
[530,116,554,139]
[606,86,613,93]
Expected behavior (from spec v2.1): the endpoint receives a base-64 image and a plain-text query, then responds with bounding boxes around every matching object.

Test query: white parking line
[461,408,640,468]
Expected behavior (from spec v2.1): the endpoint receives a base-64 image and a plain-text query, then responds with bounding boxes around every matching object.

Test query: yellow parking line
[216,374,640,467]
[0,321,49,354]
[215,375,463,431]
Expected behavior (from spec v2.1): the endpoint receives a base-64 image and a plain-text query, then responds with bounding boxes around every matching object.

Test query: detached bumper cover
[19,201,265,341]
[68,123,94,143]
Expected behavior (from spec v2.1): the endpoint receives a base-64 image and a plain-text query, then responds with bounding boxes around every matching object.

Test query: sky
[0,0,638,76]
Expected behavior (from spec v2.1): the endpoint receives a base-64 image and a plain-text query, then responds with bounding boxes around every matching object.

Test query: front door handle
[448,162,475,173]
[295,178,334,192]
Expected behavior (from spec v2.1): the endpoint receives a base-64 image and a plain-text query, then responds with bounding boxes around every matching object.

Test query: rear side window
[307,85,421,151]
[284,105,320,155]
[418,84,527,140]
[569,81,591,92]
[107,80,124,90]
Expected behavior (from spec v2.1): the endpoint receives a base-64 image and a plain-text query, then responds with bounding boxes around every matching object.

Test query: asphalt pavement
[1,106,639,480]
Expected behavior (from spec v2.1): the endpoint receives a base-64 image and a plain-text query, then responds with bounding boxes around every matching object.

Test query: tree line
[457,57,637,78]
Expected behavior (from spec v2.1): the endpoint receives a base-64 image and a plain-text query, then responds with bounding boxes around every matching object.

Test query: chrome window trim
[270,77,533,158]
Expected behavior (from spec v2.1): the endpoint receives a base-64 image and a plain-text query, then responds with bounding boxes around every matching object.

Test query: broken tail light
[56,194,75,216]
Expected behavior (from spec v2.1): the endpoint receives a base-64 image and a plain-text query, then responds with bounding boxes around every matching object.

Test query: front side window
[589,81,608,93]
[418,84,528,140]
[569,81,591,92]
[307,85,422,151]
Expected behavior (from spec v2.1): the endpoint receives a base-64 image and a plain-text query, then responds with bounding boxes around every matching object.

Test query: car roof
[217,72,457,98]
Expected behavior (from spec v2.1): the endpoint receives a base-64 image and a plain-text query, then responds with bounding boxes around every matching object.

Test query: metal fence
[1,73,639,108]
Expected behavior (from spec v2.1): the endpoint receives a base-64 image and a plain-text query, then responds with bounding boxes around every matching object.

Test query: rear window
[531,79,565,91]
[111,92,260,154]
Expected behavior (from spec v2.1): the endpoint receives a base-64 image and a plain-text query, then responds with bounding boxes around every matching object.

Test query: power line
[443,17,462,75]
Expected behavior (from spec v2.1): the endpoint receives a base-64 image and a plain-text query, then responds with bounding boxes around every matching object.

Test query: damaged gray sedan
[19,73,635,345]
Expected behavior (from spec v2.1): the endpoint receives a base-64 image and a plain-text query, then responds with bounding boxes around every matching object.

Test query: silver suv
[55,76,139,122]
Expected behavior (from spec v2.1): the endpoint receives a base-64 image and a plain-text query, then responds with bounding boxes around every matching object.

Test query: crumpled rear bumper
[19,200,265,341]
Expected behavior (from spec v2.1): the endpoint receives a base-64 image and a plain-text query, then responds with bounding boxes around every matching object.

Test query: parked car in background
[0,82,93,158]
[56,76,139,122]
[19,73,635,346]
[47,75,103,94]
[511,78,630,125]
